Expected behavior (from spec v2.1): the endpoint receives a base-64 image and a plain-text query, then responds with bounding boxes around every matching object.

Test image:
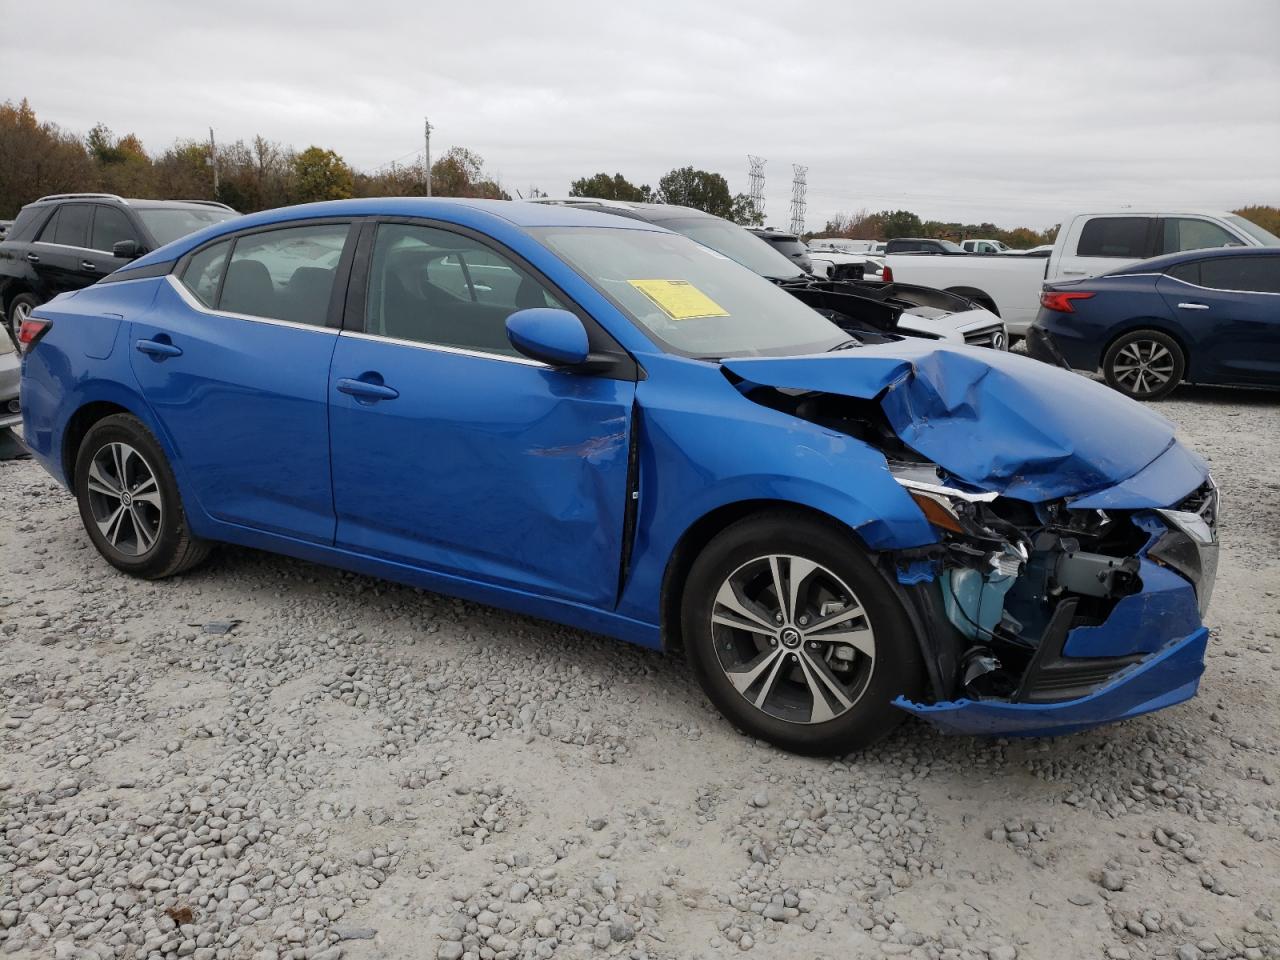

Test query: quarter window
[1076,217,1150,258]
[1165,262,1200,286]
[1198,256,1280,294]
[219,223,350,326]
[92,205,138,253]
[180,240,232,307]
[365,223,564,357]
[1160,218,1239,255]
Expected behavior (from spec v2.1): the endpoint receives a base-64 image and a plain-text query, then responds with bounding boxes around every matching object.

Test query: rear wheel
[681,512,924,755]
[1102,329,1185,401]
[8,292,40,344]
[74,414,211,578]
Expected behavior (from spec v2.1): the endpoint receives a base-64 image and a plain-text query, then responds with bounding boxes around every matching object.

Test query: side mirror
[112,240,142,260]
[506,308,590,367]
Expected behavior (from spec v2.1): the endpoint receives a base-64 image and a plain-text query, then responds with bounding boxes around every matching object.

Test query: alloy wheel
[85,442,164,556]
[710,554,876,725]
[1112,339,1175,396]
[11,301,31,339]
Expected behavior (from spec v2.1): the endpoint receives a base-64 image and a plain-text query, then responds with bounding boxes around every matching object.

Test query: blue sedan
[17,199,1220,752]
[1030,247,1280,400]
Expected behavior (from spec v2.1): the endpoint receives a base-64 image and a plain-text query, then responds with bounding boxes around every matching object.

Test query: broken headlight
[1150,477,1220,615]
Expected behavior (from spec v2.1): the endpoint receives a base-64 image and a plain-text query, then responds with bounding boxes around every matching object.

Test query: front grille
[963,325,1007,350]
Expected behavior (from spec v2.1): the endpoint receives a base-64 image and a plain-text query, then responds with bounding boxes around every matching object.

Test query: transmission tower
[789,164,808,235]
[747,155,766,222]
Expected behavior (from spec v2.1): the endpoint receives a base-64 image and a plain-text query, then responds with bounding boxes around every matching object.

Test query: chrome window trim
[338,329,548,368]
[165,275,340,334]
[1162,272,1280,298]
[32,240,115,256]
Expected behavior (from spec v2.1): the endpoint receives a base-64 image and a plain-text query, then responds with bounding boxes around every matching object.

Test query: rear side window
[1160,218,1239,256]
[1076,217,1150,258]
[1198,256,1280,294]
[51,204,93,248]
[180,240,231,307]
[91,205,138,252]
[219,223,350,326]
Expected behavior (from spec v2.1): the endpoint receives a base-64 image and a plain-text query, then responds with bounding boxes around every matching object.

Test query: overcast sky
[4,0,1278,231]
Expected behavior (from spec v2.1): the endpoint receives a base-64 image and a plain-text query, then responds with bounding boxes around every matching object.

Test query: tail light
[1040,290,1094,313]
[881,265,894,283]
[17,318,52,352]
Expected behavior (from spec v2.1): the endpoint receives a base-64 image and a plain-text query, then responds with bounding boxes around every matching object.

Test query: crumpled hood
[723,342,1179,502]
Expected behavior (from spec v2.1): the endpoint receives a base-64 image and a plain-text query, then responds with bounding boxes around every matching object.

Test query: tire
[1102,329,1185,401]
[8,292,41,343]
[681,511,924,755]
[74,413,211,578]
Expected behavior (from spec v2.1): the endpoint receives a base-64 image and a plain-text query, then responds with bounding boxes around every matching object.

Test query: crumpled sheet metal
[723,343,1181,503]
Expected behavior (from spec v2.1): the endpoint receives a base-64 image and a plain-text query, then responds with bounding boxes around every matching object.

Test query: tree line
[0,98,506,219]
[4,98,1276,243]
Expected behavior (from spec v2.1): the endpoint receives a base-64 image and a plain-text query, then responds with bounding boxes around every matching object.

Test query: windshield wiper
[826,339,863,352]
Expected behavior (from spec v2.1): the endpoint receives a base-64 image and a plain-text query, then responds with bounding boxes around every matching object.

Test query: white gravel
[1,384,1277,960]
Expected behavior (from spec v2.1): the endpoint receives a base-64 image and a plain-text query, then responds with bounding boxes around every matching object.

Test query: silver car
[1,331,21,436]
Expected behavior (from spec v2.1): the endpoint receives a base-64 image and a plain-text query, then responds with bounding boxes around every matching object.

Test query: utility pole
[424,117,433,197]
[208,127,219,199]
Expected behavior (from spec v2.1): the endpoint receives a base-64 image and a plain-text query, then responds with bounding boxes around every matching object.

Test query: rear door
[1055,216,1156,280]
[130,220,355,542]
[327,219,636,606]
[29,203,98,296]
[1157,255,1280,384]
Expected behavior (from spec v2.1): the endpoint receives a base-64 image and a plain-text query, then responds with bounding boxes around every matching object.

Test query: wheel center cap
[120,491,133,506]
[779,627,802,648]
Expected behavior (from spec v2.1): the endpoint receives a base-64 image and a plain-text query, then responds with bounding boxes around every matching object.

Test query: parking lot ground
[1,384,1278,960]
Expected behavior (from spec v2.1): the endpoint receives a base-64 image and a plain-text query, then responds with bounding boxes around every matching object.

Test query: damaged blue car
[17,198,1219,754]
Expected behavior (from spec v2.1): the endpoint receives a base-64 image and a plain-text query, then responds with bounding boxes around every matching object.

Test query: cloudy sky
[4,0,1278,231]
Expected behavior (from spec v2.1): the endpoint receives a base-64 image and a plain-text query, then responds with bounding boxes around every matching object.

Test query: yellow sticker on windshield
[628,279,730,320]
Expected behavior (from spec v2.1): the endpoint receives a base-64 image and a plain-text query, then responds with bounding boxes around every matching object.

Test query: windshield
[534,227,846,359]
[136,207,240,247]
[937,239,965,252]
[658,216,806,280]
[1226,214,1280,246]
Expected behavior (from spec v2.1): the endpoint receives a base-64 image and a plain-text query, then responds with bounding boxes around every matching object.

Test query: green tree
[291,146,353,203]
[877,209,924,238]
[656,166,736,219]
[729,193,762,227]
[568,172,652,202]
[430,146,508,199]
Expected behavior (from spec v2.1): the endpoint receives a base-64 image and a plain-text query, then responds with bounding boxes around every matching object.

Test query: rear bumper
[1028,314,1104,371]
[894,625,1207,737]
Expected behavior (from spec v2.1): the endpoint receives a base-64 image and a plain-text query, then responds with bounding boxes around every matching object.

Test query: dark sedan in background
[1030,247,1280,400]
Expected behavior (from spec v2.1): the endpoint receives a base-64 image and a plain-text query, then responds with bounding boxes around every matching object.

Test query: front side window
[1076,217,1150,258]
[535,226,847,359]
[1161,218,1239,255]
[1198,256,1280,294]
[92,205,138,252]
[220,223,350,326]
[366,223,564,357]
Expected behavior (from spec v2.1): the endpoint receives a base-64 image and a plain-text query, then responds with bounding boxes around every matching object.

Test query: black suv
[1,193,240,340]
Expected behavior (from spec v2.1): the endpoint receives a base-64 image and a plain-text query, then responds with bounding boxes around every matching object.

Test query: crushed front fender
[893,626,1208,737]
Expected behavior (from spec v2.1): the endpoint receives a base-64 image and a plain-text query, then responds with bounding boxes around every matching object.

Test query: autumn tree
[569,172,652,202]
[291,146,353,203]
[430,146,507,199]
[0,99,95,218]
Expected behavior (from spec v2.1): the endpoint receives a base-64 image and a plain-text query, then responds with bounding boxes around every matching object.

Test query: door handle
[25,253,39,264]
[81,260,98,271]
[336,377,399,402]
[135,338,183,359]
[1061,270,1086,276]
[1177,302,1209,310]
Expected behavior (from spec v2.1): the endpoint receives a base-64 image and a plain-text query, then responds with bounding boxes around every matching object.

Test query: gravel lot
[1,384,1277,960]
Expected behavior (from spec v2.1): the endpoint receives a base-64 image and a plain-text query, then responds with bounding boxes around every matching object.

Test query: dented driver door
[328,220,635,607]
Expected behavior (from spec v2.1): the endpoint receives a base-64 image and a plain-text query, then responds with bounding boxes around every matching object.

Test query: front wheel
[74,413,211,578]
[681,512,924,755]
[1102,329,1185,401]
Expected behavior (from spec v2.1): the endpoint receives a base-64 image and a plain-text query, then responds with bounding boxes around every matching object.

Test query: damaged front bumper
[890,471,1219,738]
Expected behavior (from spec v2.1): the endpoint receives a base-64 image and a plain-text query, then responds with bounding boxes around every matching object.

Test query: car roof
[127,197,665,270]
[1105,245,1280,276]
[530,198,717,224]
[749,229,801,241]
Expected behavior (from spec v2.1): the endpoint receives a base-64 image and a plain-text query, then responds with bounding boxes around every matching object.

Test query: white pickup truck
[883,210,1278,338]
